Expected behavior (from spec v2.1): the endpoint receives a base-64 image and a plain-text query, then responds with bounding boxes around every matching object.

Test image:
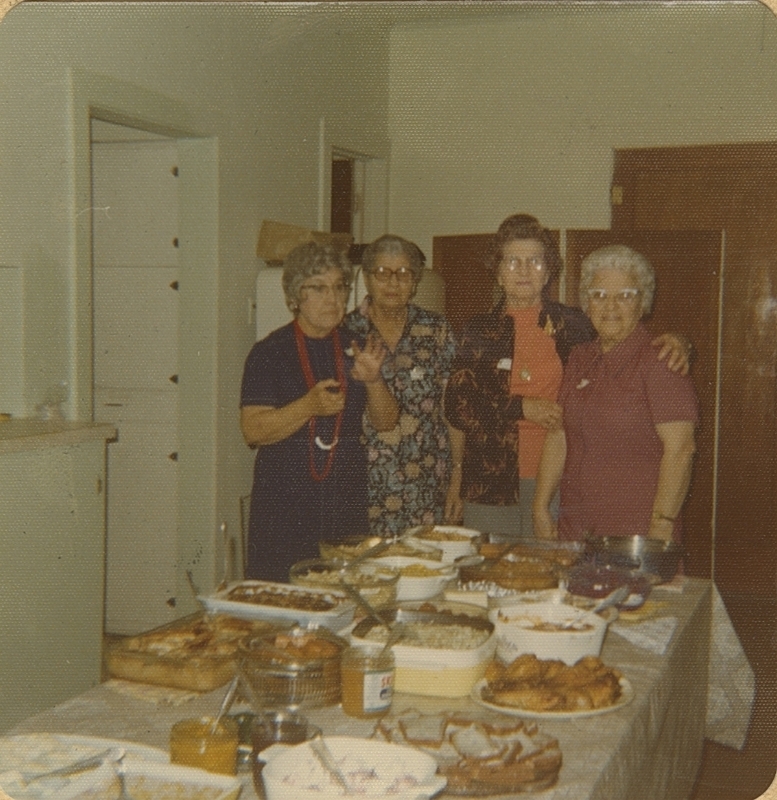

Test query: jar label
[363,669,394,713]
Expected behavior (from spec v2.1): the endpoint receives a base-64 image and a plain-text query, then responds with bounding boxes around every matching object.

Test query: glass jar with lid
[340,646,394,718]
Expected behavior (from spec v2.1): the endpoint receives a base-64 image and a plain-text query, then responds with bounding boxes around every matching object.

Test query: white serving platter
[0,734,241,800]
[200,579,355,630]
[470,676,635,720]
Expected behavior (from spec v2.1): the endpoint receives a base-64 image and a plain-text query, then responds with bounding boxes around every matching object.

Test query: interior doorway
[71,71,220,626]
[330,149,366,244]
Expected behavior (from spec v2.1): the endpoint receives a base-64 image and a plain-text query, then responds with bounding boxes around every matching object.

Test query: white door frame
[317,116,389,242]
[70,68,219,617]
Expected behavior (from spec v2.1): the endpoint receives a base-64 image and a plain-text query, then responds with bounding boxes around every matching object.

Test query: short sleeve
[644,356,699,426]
[240,336,285,407]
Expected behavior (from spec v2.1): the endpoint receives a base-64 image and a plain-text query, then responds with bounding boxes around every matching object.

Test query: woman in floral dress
[344,235,464,536]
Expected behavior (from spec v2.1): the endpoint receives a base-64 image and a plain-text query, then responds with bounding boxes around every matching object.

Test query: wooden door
[612,145,777,595]
[433,231,561,335]
[565,230,724,581]
[433,234,493,335]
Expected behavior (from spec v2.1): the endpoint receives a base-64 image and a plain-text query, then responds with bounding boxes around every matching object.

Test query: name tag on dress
[497,358,512,371]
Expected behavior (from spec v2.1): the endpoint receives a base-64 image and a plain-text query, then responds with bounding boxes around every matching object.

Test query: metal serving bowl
[583,535,684,584]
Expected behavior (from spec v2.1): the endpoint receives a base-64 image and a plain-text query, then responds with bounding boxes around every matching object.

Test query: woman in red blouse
[533,244,698,543]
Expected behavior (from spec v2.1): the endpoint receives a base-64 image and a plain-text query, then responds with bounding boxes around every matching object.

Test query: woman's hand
[522,397,563,430]
[647,517,675,542]
[350,335,387,384]
[533,507,558,540]
[444,468,464,523]
[652,333,692,375]
[306,378,346,417]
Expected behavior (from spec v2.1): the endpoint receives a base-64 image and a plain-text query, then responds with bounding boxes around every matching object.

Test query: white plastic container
[367,556,457,602]
[349,609,496,697]
[488,601,609,666]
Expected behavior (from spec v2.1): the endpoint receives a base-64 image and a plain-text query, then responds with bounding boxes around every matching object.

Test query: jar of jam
[169,716,239,775]
[340,646,394,718]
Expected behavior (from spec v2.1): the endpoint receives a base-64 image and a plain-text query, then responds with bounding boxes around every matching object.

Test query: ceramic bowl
[488,601,609,666]
[405,525,482,563]
[368,556,457,602]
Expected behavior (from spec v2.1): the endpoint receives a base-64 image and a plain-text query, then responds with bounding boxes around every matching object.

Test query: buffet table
[8,578,753,800]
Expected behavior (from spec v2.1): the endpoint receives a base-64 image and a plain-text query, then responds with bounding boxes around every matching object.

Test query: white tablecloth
[8,578,754,800]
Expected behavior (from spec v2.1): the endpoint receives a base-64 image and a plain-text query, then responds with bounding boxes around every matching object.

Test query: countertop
[0,418,117,454]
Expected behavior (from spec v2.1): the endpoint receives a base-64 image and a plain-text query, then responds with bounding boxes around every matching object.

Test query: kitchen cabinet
[0,420,115,732]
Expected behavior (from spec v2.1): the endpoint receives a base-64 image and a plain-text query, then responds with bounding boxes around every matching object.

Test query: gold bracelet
[652,513,675,523]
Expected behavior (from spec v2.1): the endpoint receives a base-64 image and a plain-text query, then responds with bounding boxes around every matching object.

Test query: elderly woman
[344,234,463,535]
[533,245,698,542]
[240,242,398,581]
[444,214,690,541]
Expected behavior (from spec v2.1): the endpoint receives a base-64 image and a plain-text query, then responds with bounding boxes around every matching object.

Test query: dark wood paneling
[613,145,777,595]
[433,233,494,335]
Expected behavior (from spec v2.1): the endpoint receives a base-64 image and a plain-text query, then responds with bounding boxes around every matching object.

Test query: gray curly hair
[361,234,424,278]
[579,244,655,316]
[281,241,353,312]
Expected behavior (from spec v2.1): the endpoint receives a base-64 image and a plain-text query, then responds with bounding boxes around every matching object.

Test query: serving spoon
[309,734,354,795]
[560,585,630,629]
[209,674,240,736]
[114,753,136,800]
[22,747,124,785]
[338,579,418,648]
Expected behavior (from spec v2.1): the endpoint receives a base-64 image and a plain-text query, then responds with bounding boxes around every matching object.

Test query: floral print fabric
[444,299,595,506]
[344,302,456,536]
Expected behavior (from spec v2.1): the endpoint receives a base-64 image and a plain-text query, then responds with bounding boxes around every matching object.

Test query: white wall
[0,3,391,593]
[387,3,777,260]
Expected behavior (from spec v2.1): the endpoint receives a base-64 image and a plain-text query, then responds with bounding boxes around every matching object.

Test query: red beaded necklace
[293,319,346,482]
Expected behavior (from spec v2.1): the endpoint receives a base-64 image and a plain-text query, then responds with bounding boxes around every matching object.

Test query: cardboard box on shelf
[257,219,353,262]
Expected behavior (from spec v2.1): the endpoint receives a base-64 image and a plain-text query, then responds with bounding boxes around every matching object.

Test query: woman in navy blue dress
[240,242,398,582]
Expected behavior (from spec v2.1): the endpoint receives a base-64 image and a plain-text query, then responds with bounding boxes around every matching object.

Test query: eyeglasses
[369,266,415,283]
[500,256,546,273]
[300,282,351,299]
[587,288,641,304]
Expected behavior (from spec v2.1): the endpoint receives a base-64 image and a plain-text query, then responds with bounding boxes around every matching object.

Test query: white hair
[579,244,655,315]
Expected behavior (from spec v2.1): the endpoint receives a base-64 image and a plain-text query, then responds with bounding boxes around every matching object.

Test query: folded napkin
[104,678,199,706]
[610,616,678,655]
